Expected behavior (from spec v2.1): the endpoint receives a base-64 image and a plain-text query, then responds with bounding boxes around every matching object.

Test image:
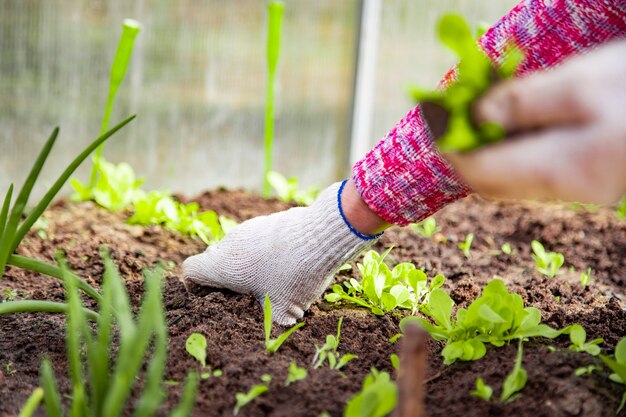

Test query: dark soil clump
[0,193,624,416]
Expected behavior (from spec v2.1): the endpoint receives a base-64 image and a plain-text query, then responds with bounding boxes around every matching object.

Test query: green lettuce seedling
[285,361,308,386]
[401,279,569,364]
[234,374,272,416]
[579,268,593,287]
[409,13,523,153]
[574,365,602,376]
[500,339,527,402]
[531,240,564,278]
[390,354,400,370]
[326,248,444,316]
[312,317,358,371]
[264,294,304,353]
[568,324,603,356]
[72,158,144,212]
[599,337,626,413]
[343,369,397,417]
[458,233,474,258]
[267,171,320,206]
[470,377,493,401]
[410,217,441,238]
[185,333,222,379]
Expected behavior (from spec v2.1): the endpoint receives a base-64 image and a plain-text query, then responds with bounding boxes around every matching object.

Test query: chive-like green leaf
[168,371,199,417]
[0,300,99,321]
[12,115,135,255]
[17,387,44,417]
[7,254,101,302]
[40,359,63,417]
[0,183,14,240]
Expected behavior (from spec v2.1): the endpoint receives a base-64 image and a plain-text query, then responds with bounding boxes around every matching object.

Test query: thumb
[473,64,589,132]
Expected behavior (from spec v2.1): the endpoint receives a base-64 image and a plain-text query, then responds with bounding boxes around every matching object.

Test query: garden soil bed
[0,190,625,417]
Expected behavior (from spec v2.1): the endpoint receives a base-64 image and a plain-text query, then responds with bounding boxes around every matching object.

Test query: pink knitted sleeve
[351,0,626,226]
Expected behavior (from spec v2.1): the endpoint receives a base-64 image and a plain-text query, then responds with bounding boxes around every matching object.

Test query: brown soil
[0,191,625,417]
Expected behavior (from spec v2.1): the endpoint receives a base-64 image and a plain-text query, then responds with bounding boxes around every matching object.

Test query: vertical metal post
[348,0,382,166]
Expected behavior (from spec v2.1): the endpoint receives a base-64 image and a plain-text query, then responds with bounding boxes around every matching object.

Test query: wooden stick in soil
[395,322,429,417]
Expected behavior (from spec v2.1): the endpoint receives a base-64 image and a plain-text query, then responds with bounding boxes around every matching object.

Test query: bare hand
[447,40,626,205]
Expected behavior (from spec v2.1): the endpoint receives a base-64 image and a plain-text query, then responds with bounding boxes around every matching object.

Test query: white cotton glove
[182,182,379,325]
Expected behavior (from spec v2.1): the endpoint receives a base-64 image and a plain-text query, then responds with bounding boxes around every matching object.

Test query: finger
[446,127,621,205]
[473,64,590,132]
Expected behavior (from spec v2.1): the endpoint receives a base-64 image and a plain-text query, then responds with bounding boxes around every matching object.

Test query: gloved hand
[447,40,626,205]
[183,182,380,325]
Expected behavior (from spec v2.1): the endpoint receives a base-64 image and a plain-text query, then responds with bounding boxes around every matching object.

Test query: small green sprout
[267,171,320,206]
[390,354,400,370]
[234,374,272,416]
[2,289,18,302]
[599,337,626,413]
[264,294,304,353]
[343,369,397,417]
[32,216,50,240]
[400,279,569,365]
[574,365,602,376]
[579,268,593,287]
[285,361,308,386]
[458,233,474,259]
[501,242,513,255]
[312,317,358,371]
[568,324,603,356]
[410,217,441,238]
[470,377,493,401]
[500,339,527,403]
[616,196,626,220]
[531,240,564,278]
[326,248,444,316]
[185,333,222,379]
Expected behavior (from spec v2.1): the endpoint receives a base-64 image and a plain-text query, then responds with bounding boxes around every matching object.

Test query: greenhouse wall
[0,0,516,199]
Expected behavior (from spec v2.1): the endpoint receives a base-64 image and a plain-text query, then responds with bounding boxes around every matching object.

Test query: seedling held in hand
[264,294,304,353]
[234,374,272,416]
[185,333,222,379]
[458,233,474,258]
[410,14,523,153]
[285,361,308,386]
[531,240,564,278]
[312,317,358,371]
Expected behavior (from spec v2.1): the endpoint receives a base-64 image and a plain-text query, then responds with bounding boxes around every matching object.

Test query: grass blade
[168,372,199,417]
[268,322,304,353]
[8,254,102,302]
[132,267,168,417]
[0,128,58,272]
[18,387,44,417]
[11,115,136,254]
[88,247,116,414]
[40,359,63,417]
[57,253,87,416]
[103,261,159,417]
[0,183,14,240]
[0,300,99,321]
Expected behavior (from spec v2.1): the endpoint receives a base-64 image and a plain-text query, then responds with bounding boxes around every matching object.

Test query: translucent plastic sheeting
[0,0,358,199]
[0,0,518,200]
